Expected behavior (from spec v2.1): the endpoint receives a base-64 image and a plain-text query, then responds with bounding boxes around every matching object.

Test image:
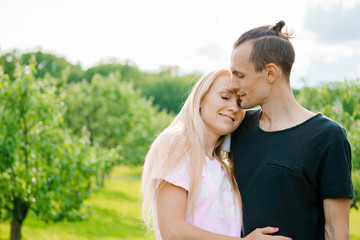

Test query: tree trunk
[100,172,105,187]
[96,173,101,187]
[95,172,106,188]
[87,180,91,193]
[350,199,358,209]
[10,197,29,240]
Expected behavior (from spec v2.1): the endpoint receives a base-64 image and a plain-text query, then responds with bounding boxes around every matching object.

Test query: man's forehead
[231,43,252,64]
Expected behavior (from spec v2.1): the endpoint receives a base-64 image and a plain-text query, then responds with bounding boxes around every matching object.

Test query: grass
[0,165,155,240]
[0,165,359,239]
[351,208,360,239]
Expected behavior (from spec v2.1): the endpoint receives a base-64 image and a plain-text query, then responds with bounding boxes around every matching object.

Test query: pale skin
[156,74,292,240]
[230,41,351,240]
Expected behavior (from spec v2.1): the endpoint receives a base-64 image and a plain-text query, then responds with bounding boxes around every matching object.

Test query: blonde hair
[141,69,242,228]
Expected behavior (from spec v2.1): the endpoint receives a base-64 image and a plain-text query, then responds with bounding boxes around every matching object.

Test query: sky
[1,0,360,88]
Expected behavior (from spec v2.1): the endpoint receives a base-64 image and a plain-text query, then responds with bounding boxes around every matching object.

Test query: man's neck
[259,85,315,132]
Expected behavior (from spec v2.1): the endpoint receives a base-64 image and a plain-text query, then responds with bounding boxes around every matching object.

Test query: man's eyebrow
[231,70,243,75]
[225,89,237,94]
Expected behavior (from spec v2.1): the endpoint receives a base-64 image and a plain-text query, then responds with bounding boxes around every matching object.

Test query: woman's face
[200,74,245,138]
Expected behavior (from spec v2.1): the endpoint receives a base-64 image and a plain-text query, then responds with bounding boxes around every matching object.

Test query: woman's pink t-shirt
[153,155,242,239]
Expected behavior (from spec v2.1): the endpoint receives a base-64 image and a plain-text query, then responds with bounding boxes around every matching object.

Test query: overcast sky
[1,0,360,88]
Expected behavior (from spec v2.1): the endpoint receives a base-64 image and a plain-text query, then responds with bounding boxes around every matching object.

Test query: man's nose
[230,75,241,90]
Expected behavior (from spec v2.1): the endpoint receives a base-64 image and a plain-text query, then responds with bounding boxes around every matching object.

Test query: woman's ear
[265,63,279,84]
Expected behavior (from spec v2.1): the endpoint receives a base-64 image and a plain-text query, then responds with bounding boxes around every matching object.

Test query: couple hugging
[141,21,354,240]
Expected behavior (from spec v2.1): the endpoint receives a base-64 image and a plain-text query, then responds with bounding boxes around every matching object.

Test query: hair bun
[273,20,285,33]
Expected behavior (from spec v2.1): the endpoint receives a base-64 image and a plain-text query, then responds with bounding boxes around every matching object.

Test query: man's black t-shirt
[231,109,354,239]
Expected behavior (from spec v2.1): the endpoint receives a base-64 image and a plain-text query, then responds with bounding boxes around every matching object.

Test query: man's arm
[323,198,351,240]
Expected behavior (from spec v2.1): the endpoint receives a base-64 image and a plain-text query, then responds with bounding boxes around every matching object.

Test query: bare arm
[324,198,351,240]
[156,181,292,240]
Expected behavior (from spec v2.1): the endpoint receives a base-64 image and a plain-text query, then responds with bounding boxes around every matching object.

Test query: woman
[141,69,290,240]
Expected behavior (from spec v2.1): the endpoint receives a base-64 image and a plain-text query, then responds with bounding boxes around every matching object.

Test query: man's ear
[265,63,279,83]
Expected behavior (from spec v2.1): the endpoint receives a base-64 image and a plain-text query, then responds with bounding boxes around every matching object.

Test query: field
[0,165,359,240]
[0,166,155,240]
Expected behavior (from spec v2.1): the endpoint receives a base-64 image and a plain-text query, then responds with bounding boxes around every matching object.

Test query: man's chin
[239,102,252,109]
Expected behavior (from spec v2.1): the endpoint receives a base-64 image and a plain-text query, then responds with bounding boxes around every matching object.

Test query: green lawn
[0,165,359,240]
[0,165,155,240]
[351,208,360,239]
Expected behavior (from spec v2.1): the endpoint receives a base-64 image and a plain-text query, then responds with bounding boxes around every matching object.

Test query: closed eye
[237,73,244,79]
[232,71,244,79]
[222,96,229,100]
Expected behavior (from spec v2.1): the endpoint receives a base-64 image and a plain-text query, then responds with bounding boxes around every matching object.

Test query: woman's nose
[228,100,239,112]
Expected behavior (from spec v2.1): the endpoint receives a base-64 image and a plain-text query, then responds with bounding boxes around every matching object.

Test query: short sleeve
[162,159,191,191]
[319,139,354,199]
[222,134,231,153]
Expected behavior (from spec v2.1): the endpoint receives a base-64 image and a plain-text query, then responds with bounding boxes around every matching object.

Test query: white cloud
[1,0,359,87]
[304,3,360,43]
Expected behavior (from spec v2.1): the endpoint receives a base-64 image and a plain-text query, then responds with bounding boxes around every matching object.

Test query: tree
[0,60,94,239]
[0,50,85,83]
[1,51,196,113]
[84,63,197,113]
[84,62,142,84]
[140,74,194,113]
[64,73,173,187]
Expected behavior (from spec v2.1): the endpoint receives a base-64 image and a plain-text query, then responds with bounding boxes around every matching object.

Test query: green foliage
[21,52,84,83]
[0,53,175,239]
[84,62,142,83]
[64,73,173,166]
[0,51,19,79]
[84,63,197,113]
[296,79,360,207]
[140,72,196,113]
[353,170,360,209]
[1,50,196,113]
[0,59,95,239]
[0,51,84,83]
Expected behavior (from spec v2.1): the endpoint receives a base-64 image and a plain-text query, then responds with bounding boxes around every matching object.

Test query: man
[229,21,354,240]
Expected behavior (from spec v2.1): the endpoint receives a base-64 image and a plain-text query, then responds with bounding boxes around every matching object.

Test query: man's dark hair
[233,21,295,79]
